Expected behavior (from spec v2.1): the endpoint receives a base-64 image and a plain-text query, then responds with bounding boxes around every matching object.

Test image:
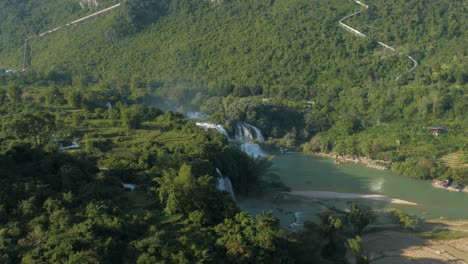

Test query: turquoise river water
[239,153,468,227]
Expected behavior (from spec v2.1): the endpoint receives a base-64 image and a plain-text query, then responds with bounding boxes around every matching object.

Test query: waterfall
[245,123,265,142]
[195,122,229,138]
[235,123,253,141]
[289,212,304,229]
[234,122,265,142]
[240,142,267,158]
[216,168,235,198]
[234,122,266,158]
[194,118,268,159]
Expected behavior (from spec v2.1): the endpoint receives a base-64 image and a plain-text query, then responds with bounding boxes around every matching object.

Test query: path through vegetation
[339,0,418,80]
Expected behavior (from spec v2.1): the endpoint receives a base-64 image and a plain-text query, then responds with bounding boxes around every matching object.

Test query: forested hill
[0,0,119,54]
[0,0,466,179]
[0,0,466,261]
[0,0,466,93]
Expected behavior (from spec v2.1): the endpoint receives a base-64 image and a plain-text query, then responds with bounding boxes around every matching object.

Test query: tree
[45,86,65,106]
[155,164,238,224]
[7,111,57,146]
[318,210,346,261]
[347,236,368,264]
[348,203,375,235]
[388,209,419,230]
[214,212,292,264]
[6,84,22,103]
[66,89,83,109]
[120,104,143,129]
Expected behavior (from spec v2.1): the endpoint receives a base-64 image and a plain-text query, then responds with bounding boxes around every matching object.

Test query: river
[239,153,468,228]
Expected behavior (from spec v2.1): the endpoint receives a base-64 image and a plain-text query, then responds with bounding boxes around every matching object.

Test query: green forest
[0,73,383,263]
[0,0,467,262]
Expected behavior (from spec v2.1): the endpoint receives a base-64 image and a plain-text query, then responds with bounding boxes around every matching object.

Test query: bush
[388,209,419,230]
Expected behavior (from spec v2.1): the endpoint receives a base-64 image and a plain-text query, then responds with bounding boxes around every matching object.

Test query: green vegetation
[0,73,380,262]
[0,0,465,185]
[0,0,466,261]
[441,152,468,169]
[388,209,420,230]
[417,230,468,241]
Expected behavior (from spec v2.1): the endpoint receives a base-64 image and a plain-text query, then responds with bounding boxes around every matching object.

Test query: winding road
[21,0,418,79]
[339,0,418,80]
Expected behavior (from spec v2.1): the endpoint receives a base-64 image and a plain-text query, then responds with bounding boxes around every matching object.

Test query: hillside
[0,0,417,84]
[0,0,466,262]
[0,0,466,177]
[0,0,465,88]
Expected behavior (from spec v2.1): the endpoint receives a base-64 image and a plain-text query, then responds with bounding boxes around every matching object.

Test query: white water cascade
[240,142,267,159]
[195,122,229,138]
[235,122,267,158]
[235,122,265,142]
[194,118,268,158]
[216,168,236,198]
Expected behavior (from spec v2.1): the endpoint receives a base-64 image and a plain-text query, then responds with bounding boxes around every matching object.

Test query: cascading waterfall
[234,122,265,142]
[245,123,265,142]
[236,123,254,141]
[195,122,229,138]
[194,117,269,201]
[194,117,268,158]
[216,168,236,198]
[240,142,266,159]
[235,122,266,158]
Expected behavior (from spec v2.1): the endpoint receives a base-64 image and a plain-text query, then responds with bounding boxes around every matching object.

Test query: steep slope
[0,0,119,65]
[2,0,413,90]
[339,0,418,80]
[1,0,466,96]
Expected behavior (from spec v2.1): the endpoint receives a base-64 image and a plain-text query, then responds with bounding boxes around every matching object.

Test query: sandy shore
[288,190,418,205]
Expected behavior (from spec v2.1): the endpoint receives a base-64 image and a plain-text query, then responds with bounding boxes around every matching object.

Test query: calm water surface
[239,153,468,226]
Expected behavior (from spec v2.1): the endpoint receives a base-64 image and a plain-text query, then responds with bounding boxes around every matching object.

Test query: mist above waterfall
[195,122,229,138]
[186,111,207,119]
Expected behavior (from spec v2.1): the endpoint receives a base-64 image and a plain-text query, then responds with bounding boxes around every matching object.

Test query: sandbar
[288,190,418,206]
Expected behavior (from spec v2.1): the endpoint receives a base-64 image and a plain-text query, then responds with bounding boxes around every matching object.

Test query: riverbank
[270,153,468,220]
[438,184,468,194]
[308,151,468,194]
[310,151,390,170]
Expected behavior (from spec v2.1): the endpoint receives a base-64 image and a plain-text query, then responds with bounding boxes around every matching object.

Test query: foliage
[348,203,375,236]
[347,236,368,264]
[155,164,238,224]
[0,0,466,261]
[214,212,292,264]
[388,209,419,230]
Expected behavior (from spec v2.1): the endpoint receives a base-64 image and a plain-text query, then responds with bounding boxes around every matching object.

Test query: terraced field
[441,152,468,169]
